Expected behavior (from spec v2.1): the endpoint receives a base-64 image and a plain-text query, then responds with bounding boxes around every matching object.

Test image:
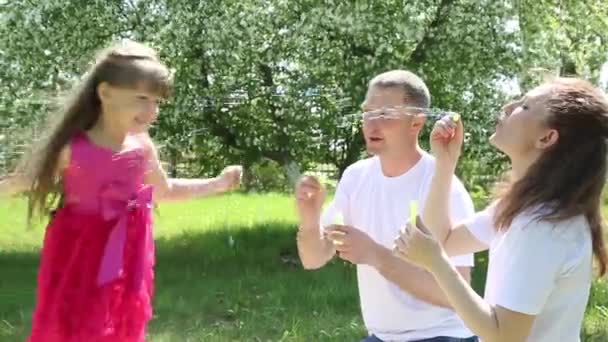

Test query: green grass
[0,193,607,341]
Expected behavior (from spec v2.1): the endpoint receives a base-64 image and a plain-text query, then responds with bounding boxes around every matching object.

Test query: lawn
[1,193,607,341]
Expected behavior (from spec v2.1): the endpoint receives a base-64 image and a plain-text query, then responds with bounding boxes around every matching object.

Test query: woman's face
[491,84,558,161]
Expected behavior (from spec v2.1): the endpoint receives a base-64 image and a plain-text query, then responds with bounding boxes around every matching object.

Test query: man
[295,70,478,342]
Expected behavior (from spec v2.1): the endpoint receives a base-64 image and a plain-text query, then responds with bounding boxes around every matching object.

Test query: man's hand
[295,175,326,227]
[326,224,383,266]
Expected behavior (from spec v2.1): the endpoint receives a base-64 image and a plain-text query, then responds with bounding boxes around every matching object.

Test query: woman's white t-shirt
[463,205,593,342]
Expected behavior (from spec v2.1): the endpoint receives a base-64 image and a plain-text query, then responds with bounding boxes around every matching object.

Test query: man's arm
[373,245,470,308]
[371,177,475,308]
[296,222,336,269]
[295,171,349,270]
[328,223,471,309]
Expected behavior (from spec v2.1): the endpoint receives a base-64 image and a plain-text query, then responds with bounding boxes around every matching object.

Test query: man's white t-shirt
[321,153,475,341]
[463,204,593,342]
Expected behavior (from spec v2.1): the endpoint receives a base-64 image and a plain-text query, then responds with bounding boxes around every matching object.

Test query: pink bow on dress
[97,183,154,291]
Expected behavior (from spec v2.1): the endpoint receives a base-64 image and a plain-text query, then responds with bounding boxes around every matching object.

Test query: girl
[393,77,608,342]
[0,40,242,341]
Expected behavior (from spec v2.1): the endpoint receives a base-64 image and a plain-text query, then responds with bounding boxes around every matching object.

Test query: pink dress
[28,132,155,342]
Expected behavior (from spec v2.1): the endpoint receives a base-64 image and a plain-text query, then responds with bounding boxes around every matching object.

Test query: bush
[246,159,291,193]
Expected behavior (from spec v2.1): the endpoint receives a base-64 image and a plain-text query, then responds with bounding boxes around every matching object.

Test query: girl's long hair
[15,40,172,225]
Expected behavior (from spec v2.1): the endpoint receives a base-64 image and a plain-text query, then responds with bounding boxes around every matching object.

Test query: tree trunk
[170,149,178,178]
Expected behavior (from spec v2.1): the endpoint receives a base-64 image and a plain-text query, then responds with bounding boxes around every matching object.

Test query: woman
[393,77,608,342]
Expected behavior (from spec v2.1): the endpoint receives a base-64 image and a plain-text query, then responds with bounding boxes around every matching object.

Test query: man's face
[361,86,425,156]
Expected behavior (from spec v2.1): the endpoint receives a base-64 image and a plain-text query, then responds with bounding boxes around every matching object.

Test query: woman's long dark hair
[494,78,608,276]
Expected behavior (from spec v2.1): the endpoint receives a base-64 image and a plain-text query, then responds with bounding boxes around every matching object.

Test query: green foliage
[246,159,292,192]
[1,0,607,192]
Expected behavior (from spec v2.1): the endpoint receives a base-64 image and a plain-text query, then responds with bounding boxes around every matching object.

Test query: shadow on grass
[150,221,364,341]
[0,221,606,341]
[0,222,363,341]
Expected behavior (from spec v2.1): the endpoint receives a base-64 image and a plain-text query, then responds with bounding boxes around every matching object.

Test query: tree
[1,0,607,192]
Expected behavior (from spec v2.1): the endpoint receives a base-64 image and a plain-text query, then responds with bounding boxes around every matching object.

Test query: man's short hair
[369,70,431,108]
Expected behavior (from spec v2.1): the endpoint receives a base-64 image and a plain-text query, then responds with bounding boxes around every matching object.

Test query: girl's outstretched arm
[1,146,70,198]
[138,134,241,202]
[0,175,29,197]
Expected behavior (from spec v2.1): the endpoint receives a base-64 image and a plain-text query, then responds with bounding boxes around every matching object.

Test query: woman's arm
[422,118,487,254]
[430,252,536,342]
[394,222,536,342]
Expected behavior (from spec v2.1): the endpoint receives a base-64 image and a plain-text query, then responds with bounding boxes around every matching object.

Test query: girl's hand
[218,165,243,191]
